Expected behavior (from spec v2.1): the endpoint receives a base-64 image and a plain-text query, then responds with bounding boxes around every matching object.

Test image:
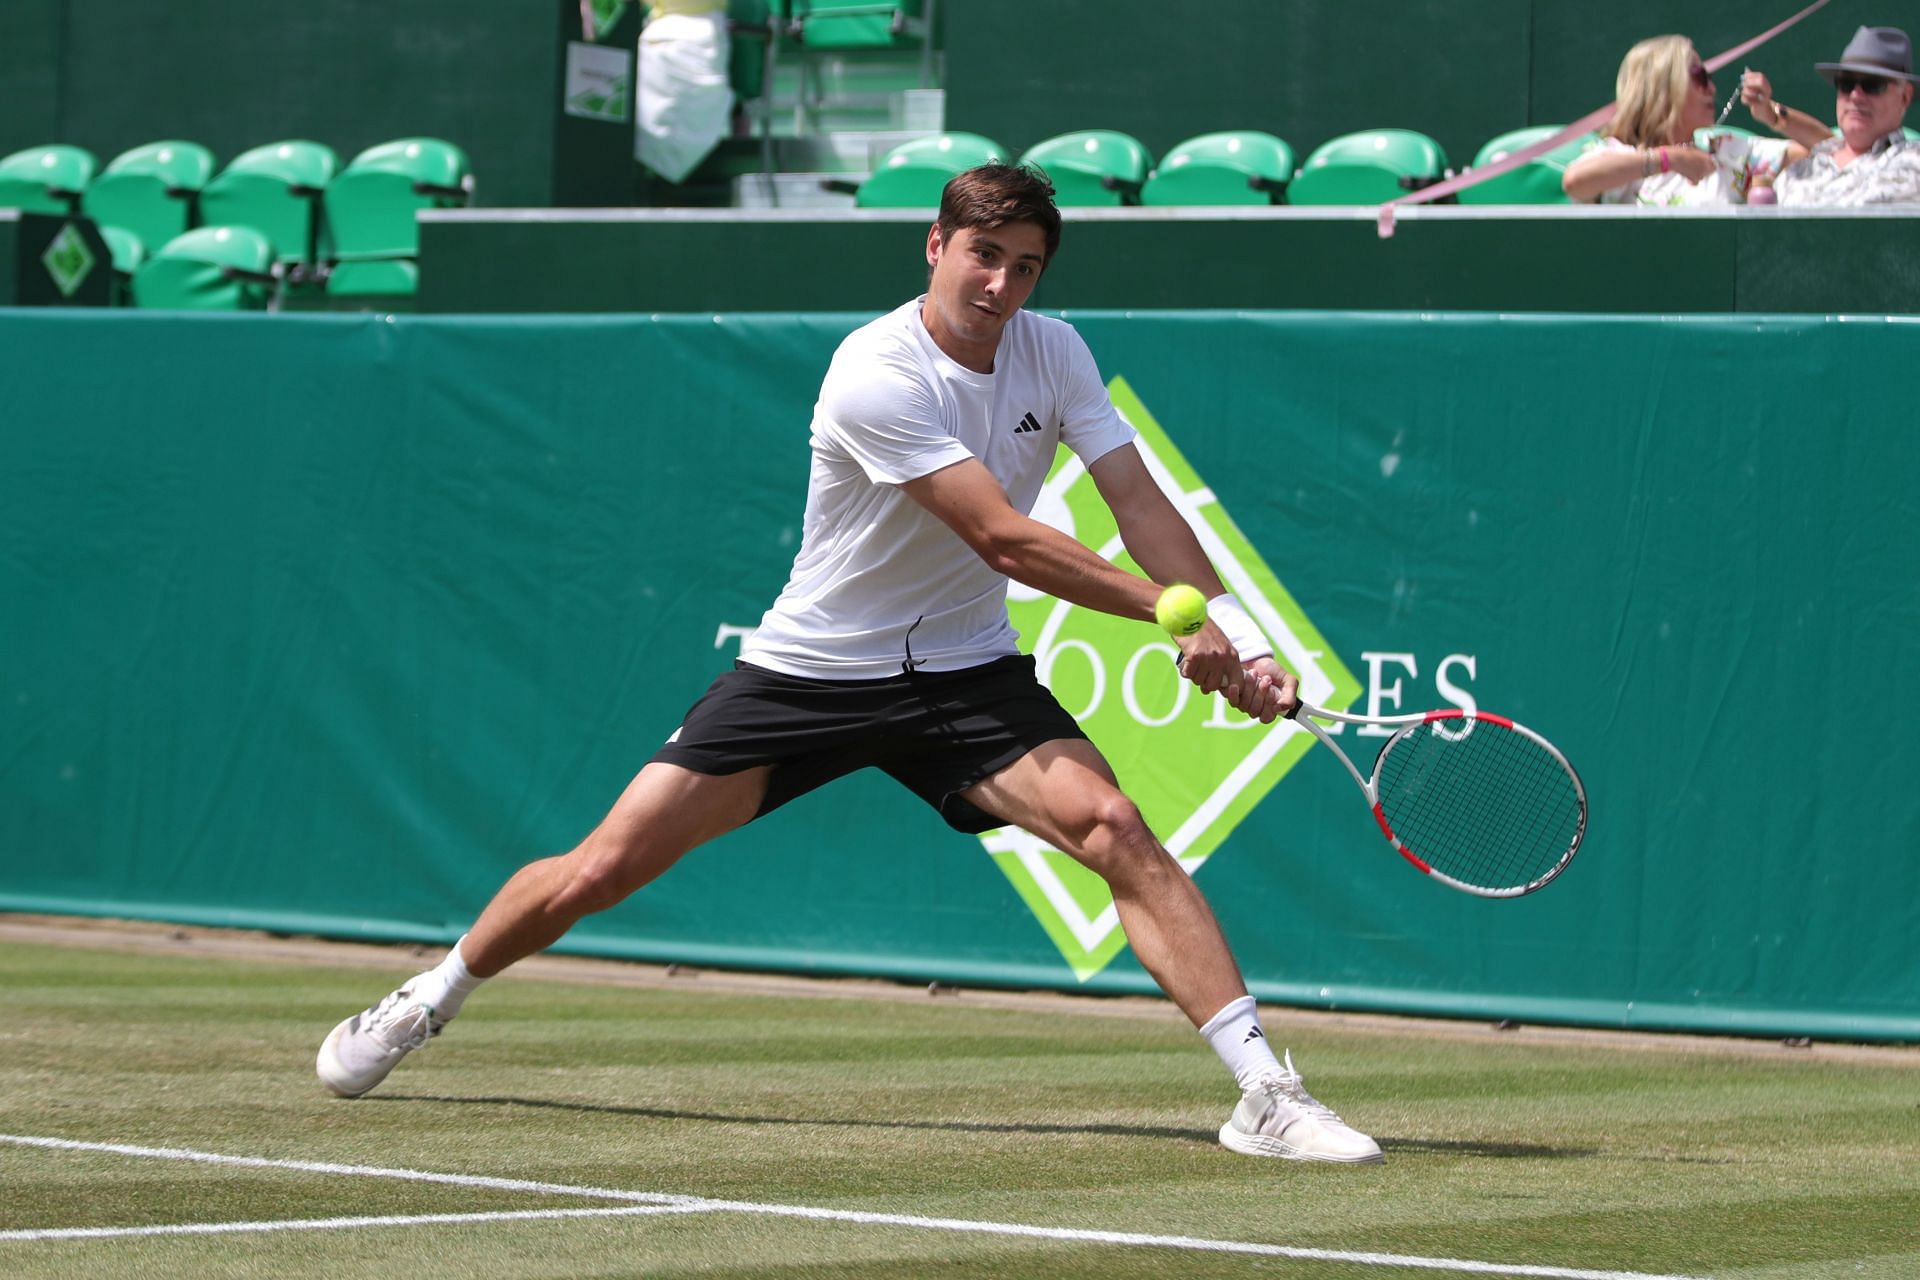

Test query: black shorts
[649,654,1089,833]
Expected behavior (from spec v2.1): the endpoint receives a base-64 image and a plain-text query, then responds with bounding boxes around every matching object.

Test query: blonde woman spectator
[1563,35,1803,205]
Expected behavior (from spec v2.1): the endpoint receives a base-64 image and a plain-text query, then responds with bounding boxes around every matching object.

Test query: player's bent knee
[1073,793,1171,881]
[1088,792,1153,848]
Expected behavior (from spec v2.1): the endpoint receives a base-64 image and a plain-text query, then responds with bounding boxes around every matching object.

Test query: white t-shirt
[1583,135,1796,205]
[739,298,1136,678]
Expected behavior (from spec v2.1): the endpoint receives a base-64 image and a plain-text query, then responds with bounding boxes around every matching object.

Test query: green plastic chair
[201,140,340,268]
[324,258,419,300]
[790,0,923,49]
[0,144,97,215]
[130,225,279,311]
[1286,129,1449,206]
[1458,126,1592,205]
[1826,127,1920,139]
[79,141,215,251]
[98,225,146,306]
[780,2,933,134]
[98,225,146,274]
[1141,130,1295,206]
[1018,130,1152,206]
[323,137,473,260]
[856,132,1007,208]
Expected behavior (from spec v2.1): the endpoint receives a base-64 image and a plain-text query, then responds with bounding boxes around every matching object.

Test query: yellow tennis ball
[1155,584,1208,637]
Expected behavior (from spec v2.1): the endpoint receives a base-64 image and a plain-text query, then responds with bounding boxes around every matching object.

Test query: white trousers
[635,11,734,183]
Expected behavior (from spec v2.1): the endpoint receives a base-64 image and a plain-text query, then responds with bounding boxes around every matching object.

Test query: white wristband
[1207,593,1271,663]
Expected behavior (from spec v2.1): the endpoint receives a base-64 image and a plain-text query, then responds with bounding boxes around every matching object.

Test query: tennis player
[317,163,1382,1164]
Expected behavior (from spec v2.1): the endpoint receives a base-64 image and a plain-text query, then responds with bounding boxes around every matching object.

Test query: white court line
[1,1205,714,1243]
[0,1134,688,1204]
[0,1134,1708,1280]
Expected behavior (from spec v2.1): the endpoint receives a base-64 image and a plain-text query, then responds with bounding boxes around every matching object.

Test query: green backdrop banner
[2,308,1914,1041]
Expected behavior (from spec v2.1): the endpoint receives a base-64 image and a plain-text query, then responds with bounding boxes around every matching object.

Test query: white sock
[1199,995,1283,1092]
[408,936,485,1021]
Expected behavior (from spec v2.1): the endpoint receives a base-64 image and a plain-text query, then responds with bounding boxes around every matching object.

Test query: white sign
[564,41,633,123]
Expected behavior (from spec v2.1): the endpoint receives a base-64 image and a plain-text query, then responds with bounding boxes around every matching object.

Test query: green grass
[2,936,1916,1279]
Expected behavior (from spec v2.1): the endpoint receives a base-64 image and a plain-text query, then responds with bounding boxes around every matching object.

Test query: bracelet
[1773,101,1788,127]
[1642,149,1655,177]
[1658,147,1671,174]
[1206,593,1272,663]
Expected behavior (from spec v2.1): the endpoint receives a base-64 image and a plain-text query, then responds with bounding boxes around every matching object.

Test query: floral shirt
[1580,135,1795,206]
[1776,133,1920,206]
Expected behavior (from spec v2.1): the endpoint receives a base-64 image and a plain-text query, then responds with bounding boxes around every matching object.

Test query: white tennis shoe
[1219,1050,1383,1163]
[316,983,447,1098]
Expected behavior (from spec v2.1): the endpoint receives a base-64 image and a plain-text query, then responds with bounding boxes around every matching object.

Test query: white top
[740,298,1136,678]
[1584,135,1796,205]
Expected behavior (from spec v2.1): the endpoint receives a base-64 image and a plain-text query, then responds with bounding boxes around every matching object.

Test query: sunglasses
[1833,73,1893,96]
[1688,64,1714,90]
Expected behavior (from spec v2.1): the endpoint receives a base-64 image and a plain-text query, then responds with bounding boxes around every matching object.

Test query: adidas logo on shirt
[1013,411,1043,435]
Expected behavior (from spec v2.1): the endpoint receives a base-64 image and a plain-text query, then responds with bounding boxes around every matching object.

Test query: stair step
[900,89,944,133]
[768,130,929,172]
[756,66,944,134]
[732,171,863,210]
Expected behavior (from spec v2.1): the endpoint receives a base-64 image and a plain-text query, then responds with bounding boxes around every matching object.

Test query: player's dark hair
[937,163,1062,267]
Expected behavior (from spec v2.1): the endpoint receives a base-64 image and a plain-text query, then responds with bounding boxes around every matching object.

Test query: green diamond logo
[41,223,96,298]
[984,376,1363,980]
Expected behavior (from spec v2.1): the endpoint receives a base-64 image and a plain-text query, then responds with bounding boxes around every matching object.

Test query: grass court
[2,923,1915,1279]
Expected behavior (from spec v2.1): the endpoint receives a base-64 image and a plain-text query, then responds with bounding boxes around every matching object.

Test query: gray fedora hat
[1815,26,1919,84]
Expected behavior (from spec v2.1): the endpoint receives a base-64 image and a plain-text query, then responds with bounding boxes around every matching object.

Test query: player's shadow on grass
[376,1093,1219,1146]
[1381,1137,1725,1164]
[376,1095,1623,1160]
[1378,1137,1597,1159]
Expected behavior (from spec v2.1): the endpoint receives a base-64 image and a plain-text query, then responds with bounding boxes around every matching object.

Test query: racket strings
[1375,720,1583,892]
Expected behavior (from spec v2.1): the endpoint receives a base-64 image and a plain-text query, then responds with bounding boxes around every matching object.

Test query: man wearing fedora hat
[1741,26,1919,204]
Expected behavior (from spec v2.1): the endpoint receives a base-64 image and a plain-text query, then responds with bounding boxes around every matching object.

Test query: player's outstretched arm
[1090,445,1294,720]
[1085,445,1228,596]
[1087,445,1270,705]
[902,457,1165,621]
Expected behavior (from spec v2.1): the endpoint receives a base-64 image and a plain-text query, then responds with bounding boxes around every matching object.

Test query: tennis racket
[1285,699,1587,897]
[1152,585,1586,897]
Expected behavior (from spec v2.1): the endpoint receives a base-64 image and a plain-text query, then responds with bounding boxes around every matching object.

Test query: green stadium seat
[789,0,926,50]
[778,1,935,136]
[200,140,340,270]
[1457,126,1591,205]
[0,144,97,216]
[856,132,1006,207]
[1286,129,1448,206]
[98,225,145,306]
[1825,127,1920,139]
[1141,130,1295,206]
[79,141,215,252]
[325,258,419,301]
[323,137,473,261]
[1018,130,1152,207]
[131,225,279,311]
[98,224,146,274]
